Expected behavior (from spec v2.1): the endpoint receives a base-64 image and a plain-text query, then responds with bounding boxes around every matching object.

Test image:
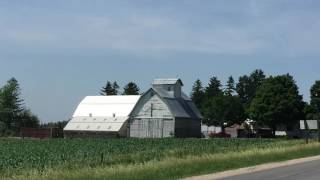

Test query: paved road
[219,159,320,180]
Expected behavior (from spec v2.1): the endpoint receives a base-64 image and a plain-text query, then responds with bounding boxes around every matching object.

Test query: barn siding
[130,118,174,138]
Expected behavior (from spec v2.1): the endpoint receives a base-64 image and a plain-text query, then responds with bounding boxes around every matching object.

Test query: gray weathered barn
[64,78,202,138]
[129,79,202,138]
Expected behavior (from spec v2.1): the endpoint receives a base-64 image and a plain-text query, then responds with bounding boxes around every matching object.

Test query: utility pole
[304,120,309,144]
[318,120,320,143]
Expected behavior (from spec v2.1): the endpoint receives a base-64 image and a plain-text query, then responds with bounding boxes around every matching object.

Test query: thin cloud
[0,0,319,57]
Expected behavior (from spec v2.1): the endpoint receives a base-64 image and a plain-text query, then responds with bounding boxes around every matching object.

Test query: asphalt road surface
[219,159,320,180]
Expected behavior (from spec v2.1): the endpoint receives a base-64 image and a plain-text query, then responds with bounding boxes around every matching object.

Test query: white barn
[64,79,202,138]
[64,96,140,138]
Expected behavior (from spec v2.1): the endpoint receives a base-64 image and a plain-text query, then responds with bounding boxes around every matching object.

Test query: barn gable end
[129,79,202,138]
[129,89,174,138]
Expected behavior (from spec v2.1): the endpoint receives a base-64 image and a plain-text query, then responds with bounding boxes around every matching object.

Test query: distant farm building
[64,79,202,138]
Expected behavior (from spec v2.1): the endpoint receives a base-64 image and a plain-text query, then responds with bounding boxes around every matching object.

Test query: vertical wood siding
[130,92,174,138]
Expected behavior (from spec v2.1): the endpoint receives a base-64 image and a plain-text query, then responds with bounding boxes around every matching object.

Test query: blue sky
[0,0,320,123]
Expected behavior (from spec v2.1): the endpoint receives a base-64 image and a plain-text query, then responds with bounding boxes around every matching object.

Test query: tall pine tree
[122,82,140,95]
[309,80,320,119]
[205,76,222,98]
[0,78,25,129]
[112,81,119,95]
[225,76,235,96]
[190,79,205,110]
[100,81,120,95]
[100,81,114,95]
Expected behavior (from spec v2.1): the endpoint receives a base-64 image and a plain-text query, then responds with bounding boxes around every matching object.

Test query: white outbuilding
[64,95,140,138]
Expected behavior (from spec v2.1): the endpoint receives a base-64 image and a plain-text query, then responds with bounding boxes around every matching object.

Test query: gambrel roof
[133,88,202,119]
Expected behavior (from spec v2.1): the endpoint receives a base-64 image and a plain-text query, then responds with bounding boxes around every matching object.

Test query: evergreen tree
[122,82,140,95]
[236,75,250,104]
[0,78,25,129]
[190,79,205,109]
[100,81,114,96]
[112,81,119,95]
[225,76,235,96]
[205,76,222,98]
[19,109,40,128]
[249,74,305,136]
[310,80,320,119]
[100,81,120,95]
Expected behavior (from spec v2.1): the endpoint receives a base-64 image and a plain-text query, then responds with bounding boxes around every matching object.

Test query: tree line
[0,78,39,136]
[100,81,140,95]
[191,69,319,136]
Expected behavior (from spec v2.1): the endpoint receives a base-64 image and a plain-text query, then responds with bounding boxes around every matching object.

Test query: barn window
[167,86,172,91]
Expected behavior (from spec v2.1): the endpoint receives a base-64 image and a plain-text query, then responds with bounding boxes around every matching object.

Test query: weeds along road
[219,159,320,180]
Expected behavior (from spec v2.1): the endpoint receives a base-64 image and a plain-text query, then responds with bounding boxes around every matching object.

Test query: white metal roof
[64,95,140,132]
[64,117,128,132]
[72,95,140,117]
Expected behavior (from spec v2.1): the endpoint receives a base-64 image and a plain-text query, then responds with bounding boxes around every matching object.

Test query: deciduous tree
[249,74,305,136]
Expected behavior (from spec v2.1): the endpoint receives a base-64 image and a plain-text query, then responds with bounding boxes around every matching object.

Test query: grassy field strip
[1,138,291,177]
[8,142,320,180]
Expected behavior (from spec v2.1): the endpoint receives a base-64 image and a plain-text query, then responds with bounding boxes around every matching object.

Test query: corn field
[0,138,301,177]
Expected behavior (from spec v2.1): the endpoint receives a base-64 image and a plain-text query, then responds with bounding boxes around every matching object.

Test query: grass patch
[7,141,320,180]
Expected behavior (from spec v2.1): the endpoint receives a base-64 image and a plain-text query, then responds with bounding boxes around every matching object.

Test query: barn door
[145,119,163,138]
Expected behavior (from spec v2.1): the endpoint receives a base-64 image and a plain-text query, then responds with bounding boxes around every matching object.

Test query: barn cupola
[152,78,183,98]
